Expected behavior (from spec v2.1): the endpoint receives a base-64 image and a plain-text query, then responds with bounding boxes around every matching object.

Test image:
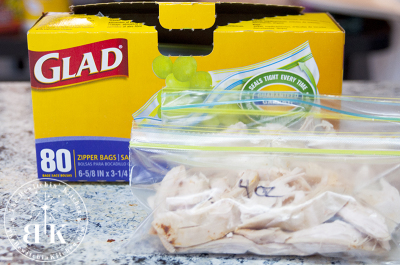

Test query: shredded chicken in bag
[148,164,399,256]
[127,92,400,262]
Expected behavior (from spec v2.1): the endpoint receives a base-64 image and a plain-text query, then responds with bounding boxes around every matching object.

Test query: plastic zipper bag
[126,91,400,262]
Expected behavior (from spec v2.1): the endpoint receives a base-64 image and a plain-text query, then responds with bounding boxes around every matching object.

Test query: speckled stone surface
[1,81,399,264]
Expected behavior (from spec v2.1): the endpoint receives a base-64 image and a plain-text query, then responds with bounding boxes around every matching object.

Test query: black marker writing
[238,179,250,198]
[255,186,282,197]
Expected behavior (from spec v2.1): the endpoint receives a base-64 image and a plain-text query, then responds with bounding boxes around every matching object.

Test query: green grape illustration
[152,55,173,79]
[165,73,190,88]
[157,106,162,118]
[219,115,240,126]
[239,115,252,125]
[215,103,241,126]
[157,90,162,105]
[173,56,197,82]
[190,71,212,90]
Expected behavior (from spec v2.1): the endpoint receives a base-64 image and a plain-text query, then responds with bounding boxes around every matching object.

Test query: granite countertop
[1,81,400,265]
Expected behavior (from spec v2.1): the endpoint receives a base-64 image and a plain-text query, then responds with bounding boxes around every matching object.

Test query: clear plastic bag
[126,91,400,262]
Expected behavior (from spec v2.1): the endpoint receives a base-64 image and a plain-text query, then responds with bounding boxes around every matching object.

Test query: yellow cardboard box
[27,2,344,181]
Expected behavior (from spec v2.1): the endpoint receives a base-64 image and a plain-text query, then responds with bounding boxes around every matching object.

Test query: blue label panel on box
[35,137,129,182]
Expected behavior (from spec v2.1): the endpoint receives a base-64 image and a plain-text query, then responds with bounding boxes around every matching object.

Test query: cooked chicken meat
[148,164,400,256]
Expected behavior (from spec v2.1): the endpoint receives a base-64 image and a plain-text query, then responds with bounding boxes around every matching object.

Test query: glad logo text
[29,39,128,89]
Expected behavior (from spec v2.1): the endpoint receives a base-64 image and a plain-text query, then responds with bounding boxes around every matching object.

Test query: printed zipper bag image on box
[135,41,320,126]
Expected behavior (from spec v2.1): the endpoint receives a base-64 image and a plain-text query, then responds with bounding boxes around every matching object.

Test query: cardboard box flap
[158,3,216,29]
[72,2,159,27]
[71,2,304,48]
[71,2,304,29]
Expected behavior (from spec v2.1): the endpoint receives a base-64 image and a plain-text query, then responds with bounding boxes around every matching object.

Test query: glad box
[28,2,344,182]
